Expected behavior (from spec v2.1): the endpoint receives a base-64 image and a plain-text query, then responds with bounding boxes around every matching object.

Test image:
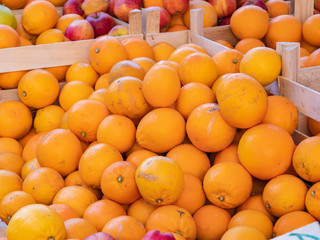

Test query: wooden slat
[276,42,300,81]
[145,30,189,47]
[190,8,204,37]
[189,32,228,56]
[129,9,142,35]
[278,76,320,122]
[298,66,320,92]
[142,8,160,34]
[294,0,314,23]
[203,25,239,46]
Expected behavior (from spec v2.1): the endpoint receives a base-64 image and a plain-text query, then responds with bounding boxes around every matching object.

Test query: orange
[33,105,65,133]
[179,52,219,87]
[212,49,243,76]
[0,100,32,139]
[16,23,36,45]
[126,149,157,167]
[215,40,233,49]
[230,5,269,40]
[292,136,320,182]
[102,215,146,240]
[36,129,83,176]
[186,103,236,152]
[214,143,240,165]
[56,14,85,33]
[0,24,20,49]
[305,181,320,221]
[273,211,316,237]
[136,108,186,153]
[154,60,180,72]
[0,137,22,156]
[127,198,158,226]
[145,205,196,239]
[303,14,320,47]
[6,204,66,240]
[240,47,282,86]
[0,0,28,9]
[166,143,211,181]
[109,60,145,83]
[67,99,109,142]
[236,194,276,223]
[135,156,184,205]
[88,89,108,107]
[66,61,100,87]
[152,42,176,62]
[106,76,150,120]
[221,226,267,240]
[101,161,140,204]
[300,47,310,57]
[83,199,126,231]
[301,37,318,53]
[262,174,308,218]
[97,115,136,153]
[53,186,98,217]
[59,81,94,111]
[203,162,252,209]
[228,209,273,239]
[261,95,298,134]
[46,0,68,6]
[64,218,97,239]
[0,70,27,89]
[142,64,181,107]
[176,82,216,119]
[177,43,209,55]
[167,24,189,32]
[0,152,24,175]
[64,170,86,187]
[122,37,154,60]
[234,38,265,54]
[238,124,295,180]
[168,46,199,64]
[21,0,59,35]
[35,29,65,45]
[170,14,184,27]
[48,203,80,222]
[20,158,41,180]
[95,73,110,90]
[44,66,69,82]
[173,174,206,215]
[193,205,231,240]
[143,0,164,7]
[300,56,309,68]
[265,15,302,49]
[18,69,60,109]
[19,36,33,46]
[22,131,47,162]
[216,73,268,128]
[0,191,35,224]
[132,57,155,73]
[306,48,320,67]
[266,0,289,17]
[89,36,128,74]
[0,170,22,201]
[183,0,218,28]
[308,117,320,135]
[22,167,65,205]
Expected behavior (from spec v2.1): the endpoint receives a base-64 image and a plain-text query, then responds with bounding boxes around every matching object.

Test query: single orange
[234,38,265,54]
[122,37,154,60]
[66,61,100,87]
[0,24,20,49]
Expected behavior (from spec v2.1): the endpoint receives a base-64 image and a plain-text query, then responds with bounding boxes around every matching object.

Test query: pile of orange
[0,32,319,240]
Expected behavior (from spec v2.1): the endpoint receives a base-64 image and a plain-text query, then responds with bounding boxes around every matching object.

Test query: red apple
[163,0,189,15]
[237,0,246,7]
[219,16,231,25]
[316,0,320,11]
[142,230,175,240]
[208,0,237,18]
[86,12,115,37]
[63,0,85,17]
[108,25,129,36]
[242,0,268,11]
[84,232,115,240]
[145,6,171,32]
[114,0,143,22]
[65,19,94,40]
[108,0,116,16]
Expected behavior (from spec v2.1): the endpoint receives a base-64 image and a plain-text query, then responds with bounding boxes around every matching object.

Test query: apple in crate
[0,4,17,29]
[63,0,86,17]
[242,0,267,11]
[219,16,231,25]
[84,232,115,240]
[108,0,116,16]
[145,6,171,32]
[65,19,94,40]
[114,0,143,22]
[108,25,129,36]
[86,12,115,37]
[163,0,189,15]
[208,0,237,18]
[142,230,175,240]
[82,0,109,16]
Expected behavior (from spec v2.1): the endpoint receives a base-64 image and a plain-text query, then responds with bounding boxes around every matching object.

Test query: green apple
[0,4,17,29]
